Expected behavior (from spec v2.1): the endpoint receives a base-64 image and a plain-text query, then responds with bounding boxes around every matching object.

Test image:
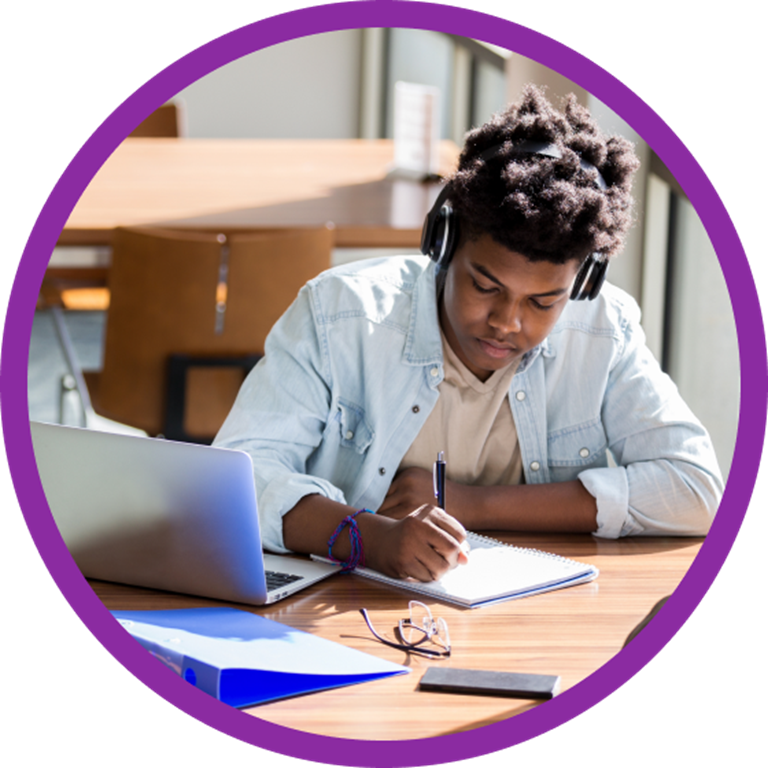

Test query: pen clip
[433,461,438,499]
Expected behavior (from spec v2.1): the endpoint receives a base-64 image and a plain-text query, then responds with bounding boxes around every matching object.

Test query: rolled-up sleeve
[580,311,724,538]
[214,285,346,553]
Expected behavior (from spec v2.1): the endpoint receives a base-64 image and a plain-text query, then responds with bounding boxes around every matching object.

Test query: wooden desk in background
[46,138,457,309]
[91,532,702,741]
[59,138,460,250]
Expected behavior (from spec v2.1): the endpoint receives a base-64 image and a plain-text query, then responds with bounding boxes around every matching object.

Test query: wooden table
[60,138,459,249]
[91,532,702,741]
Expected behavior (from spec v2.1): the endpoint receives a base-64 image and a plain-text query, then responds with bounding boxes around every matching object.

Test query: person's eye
[471,278,496,294]
[531,299,556,311]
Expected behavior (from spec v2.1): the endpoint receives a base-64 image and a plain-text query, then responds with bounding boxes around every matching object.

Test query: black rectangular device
[419,667,560,700]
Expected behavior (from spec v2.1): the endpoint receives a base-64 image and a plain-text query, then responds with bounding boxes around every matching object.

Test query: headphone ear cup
[570,255,608,301]
[570,256,595,301]
[587,259,609,300]
[420,205,438,256]
[434,204,458,269]
[422,202,458,268]
[421,185,457,267]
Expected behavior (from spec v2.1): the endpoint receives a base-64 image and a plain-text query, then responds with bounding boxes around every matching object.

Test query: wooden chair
[80,225,333,442]
[129,103,182,138]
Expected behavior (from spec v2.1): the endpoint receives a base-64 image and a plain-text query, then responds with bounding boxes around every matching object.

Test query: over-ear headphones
[420,140,609,301]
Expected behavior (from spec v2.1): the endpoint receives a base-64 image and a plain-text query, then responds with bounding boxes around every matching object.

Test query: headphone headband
[480,140,607,190]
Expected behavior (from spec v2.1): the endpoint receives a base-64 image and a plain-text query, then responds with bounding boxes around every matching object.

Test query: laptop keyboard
[265,570,304,592]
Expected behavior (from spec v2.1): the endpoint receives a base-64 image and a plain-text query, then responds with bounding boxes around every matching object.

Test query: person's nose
[489,298,522,335]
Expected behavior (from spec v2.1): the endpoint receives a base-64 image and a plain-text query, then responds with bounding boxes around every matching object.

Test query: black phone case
[419,667,560,699]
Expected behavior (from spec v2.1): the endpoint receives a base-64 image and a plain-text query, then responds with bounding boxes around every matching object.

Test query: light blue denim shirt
[214,256,723,553]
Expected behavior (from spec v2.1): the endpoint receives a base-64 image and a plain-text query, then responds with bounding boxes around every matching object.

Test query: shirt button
[345,430,354,440]
[579,447,590,458]
[530,461,541,471]
[515,391,526,401]
[378,467,386,475]
[430,367,439,377]
[412,405,420,413]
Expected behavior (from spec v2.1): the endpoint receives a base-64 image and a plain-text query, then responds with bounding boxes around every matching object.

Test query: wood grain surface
[60,138,460,248]
[91,532,702,741]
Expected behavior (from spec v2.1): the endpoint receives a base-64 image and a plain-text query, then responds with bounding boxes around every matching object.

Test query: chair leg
[49,306,95,426]
[58,373,86,426]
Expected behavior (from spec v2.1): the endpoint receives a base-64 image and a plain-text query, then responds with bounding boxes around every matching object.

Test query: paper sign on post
[392,81,441,179]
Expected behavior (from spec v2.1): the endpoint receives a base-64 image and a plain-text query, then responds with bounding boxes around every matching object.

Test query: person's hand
[364,504,469,582]
[378,466,444,519]
[380,467,479,528]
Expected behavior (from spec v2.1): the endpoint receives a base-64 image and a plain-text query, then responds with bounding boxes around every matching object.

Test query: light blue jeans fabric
[214,256,723,553]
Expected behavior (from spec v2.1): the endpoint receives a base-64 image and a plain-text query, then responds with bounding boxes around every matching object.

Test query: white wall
[472,59,506,129]
[505,52,588,106]
[586,95,649,302]
[385,29,455,139]
[176,30,363,139]
[666,199,739,478]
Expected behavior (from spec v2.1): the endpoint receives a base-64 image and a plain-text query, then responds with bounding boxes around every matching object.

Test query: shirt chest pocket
[547,420,608,478]
[335,399,375,454]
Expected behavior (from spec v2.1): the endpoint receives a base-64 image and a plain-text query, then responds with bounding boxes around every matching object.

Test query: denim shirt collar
[402,260,444,367]
[401,258,555,374]
[519,337,553,373]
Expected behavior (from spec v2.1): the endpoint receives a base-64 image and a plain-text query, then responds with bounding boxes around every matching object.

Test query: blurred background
[30,28,738,478]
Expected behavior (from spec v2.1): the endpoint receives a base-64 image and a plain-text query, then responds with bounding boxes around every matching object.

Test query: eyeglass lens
[402,601,450,650]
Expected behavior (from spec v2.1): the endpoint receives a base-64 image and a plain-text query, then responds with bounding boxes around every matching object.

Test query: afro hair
[448,84,640,264]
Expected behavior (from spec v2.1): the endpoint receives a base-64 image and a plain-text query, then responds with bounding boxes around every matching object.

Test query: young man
[214,86,723,582]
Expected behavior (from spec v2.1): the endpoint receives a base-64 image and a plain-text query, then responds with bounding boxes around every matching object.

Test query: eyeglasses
[360,601,451,658]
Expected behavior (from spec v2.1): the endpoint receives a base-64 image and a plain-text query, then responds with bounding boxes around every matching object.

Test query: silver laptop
[30,421,340,604]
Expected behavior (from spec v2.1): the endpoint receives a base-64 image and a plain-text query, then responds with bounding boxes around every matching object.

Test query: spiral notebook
[314,532,598,608]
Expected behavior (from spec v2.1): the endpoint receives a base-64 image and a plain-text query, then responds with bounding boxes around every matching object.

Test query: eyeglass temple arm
[359,609,447,657]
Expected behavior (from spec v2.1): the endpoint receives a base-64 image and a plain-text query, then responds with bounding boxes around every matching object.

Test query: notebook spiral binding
[466,531,583,567]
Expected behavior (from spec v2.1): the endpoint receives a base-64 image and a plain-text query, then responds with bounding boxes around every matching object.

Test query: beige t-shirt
[399,331,523,487]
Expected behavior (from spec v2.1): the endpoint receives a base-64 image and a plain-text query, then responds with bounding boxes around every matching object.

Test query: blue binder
[112,607,409,708]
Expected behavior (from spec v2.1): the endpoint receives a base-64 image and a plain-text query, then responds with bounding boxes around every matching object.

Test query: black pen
[433,450,446,509]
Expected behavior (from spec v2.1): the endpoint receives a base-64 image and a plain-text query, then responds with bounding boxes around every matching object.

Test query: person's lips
[477,338,517,359]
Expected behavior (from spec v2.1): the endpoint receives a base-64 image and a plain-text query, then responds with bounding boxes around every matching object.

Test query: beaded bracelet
[327,508,373,573]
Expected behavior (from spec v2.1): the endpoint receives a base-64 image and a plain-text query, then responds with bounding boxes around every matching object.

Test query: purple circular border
[4,2,764,766]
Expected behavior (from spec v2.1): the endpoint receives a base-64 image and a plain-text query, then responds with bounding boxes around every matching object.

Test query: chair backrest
[129,103,181,138]
[95,226,333,438]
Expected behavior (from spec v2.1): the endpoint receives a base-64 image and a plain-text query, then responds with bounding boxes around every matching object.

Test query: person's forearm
[283,494,382,562]
[451,479,598,533]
